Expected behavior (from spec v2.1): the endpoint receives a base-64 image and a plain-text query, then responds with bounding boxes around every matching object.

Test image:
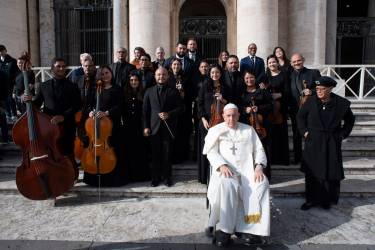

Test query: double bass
[249,97,267,139]
[80,80,116,175]
[13,59,76,200]
[209,82,224,127]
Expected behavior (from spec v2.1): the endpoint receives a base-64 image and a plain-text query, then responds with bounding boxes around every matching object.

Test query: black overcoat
[297,94,355,181]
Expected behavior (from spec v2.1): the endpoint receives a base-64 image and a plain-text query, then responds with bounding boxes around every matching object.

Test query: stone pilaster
[325,0,337,64]
[0,0,28,58]
[129,0,171,60]
[287,0,327,65]
[236,0,279,60]
[113,0,129,61]
[39,0,55,66]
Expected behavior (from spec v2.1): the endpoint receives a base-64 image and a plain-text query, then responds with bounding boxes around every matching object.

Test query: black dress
[83,85,127,187]
[267,72,290,165]
[168,73,192,163]
[122,91,150,182]
[240,88,273,178]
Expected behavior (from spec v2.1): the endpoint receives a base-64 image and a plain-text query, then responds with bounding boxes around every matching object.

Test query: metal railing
[311,65,375,101]
[31,65,375,101]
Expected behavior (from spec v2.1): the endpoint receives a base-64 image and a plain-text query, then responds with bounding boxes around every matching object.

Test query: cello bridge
[30,154,49,161]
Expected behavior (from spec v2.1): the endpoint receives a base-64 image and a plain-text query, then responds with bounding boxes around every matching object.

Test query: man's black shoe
[322,203,331,210]
[236,232,266,245]
[215,230,231,247]
[150,179,159,187]
[205,227,214,238]
[164,178,173,187]
[301,202,315,210]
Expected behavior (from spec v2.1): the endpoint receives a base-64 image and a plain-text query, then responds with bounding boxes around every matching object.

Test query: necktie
[252,56,255,65]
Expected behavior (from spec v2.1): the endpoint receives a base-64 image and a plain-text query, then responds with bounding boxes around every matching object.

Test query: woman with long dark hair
[266,54,290,165]
[122,72,150,182]
[83,65,126,187]
[197,64,229,184]
[240,70,273,178]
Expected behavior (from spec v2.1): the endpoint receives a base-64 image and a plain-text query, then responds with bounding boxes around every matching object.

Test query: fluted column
[236,0,278,59]
[288,0,327,65]
[113,0,129,60]
[129,0,171,60]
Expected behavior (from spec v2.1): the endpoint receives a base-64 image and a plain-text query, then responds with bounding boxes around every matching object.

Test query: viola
[249,97,267,139]
[13,60,76,200]
[299,80,310,108]
[268,88,283,125]
[209,82,224,127]
[80,80,116,175]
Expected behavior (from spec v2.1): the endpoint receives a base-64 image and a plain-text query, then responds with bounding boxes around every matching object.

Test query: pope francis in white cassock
[203,103,270,246]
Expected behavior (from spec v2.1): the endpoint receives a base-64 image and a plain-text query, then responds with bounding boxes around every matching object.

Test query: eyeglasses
[316,87,329,92]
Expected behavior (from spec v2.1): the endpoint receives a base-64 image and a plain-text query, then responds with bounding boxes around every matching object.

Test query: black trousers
[151,125,174,180]
[290,113,302,163]
[305,173,341,205]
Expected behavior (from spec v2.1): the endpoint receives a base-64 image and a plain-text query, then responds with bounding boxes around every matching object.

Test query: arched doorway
[179,0,226,64]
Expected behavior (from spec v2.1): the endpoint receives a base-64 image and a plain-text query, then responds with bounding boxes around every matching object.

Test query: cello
[209,82,224,127]
[249,97,267,139]
[80,80,116,175]
[13,58,76,200]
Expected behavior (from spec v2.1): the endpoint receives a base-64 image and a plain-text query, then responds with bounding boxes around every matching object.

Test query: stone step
[0,173,374,198]
[285,129,375,143]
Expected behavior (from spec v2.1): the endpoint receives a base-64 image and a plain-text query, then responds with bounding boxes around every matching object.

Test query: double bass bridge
[30,154,49,161]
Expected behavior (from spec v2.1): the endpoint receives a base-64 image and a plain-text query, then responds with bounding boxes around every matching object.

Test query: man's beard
[176,52,185,58]
[188,49,196,53]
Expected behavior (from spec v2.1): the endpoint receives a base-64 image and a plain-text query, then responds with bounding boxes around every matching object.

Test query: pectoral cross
[230,142,237,155]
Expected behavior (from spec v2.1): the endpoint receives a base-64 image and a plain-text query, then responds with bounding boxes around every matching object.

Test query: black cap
[315,76,337,87]
[0,45,6,51]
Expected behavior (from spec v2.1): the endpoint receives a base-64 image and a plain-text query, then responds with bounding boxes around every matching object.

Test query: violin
[209,82,224,127]
[299,80,310,108]
[249,97,267,139]
[13,57,76,200]
[80,80,116,175]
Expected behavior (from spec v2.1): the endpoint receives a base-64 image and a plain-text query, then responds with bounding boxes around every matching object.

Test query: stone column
[28,0,40,65]
[0,0,28,57]
[113,0,129,61]
[287,0,327,65]
[128,0,171,60]
[39,0,55,66]
[325,0,337,64]
[236,0,278,60]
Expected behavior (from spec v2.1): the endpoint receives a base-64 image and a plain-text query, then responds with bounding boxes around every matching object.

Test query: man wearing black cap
[297,76,355,210]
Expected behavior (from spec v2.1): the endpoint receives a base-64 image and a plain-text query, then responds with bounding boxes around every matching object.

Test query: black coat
[297,94,355,181]
[143,84,184,136]
[0,54,19,94]
[109,61,136,88]
[14,70,35,96]
[222,70,245,107]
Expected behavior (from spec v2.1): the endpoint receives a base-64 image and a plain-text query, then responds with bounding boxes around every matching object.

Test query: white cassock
[203,122,270,236]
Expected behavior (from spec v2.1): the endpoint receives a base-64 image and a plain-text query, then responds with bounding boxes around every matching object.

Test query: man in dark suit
[289,53,321,164]
[143,67,184,187]
[187,37,203,70]
[68,53,92,83]
[223,55,244,107]
[165,42,195,78]
[136,54,155,91]
[240,43,266,85]
[0,44,19,121]
[109,47,136,89]
[23,57,81,155]
[71,59,97,147]
[152,47,167,72]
